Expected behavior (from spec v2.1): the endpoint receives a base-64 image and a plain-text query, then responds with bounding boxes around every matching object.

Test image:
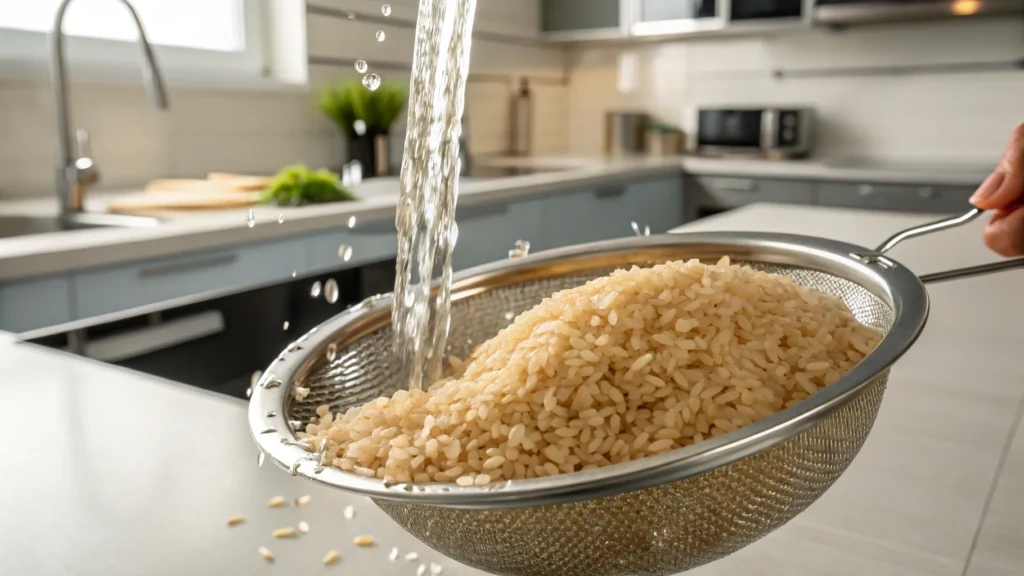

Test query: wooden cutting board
[145,174,270,194]
[108,190,262,215]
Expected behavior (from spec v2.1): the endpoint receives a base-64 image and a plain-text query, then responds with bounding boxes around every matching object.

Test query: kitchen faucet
[51,0,169,219]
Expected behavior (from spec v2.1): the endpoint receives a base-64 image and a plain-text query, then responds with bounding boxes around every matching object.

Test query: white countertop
[0,154,993,282]
[2,204,1021,576]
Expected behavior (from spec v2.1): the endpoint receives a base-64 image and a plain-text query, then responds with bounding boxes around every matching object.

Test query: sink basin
[0,213,160,240]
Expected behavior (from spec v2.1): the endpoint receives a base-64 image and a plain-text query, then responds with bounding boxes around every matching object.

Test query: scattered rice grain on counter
[416,564,427,576]
[267,496,287,508]
[297,521,310,533]
[323,550,341,566]
[405,552,419,561]
[353,535,376,547]
[296,494,312,506]
[226,515,245,527]
[272,527,296,539]
[258,546,275,562]
[389,547,399,561]
[430,562,444,575]
[342,504,354,519]
[300,257,882,484]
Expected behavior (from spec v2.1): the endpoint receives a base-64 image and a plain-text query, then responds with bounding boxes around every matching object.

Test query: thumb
[971,123,1024,210]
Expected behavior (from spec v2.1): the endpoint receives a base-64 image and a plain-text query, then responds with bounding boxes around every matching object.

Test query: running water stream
[392,0,478,391]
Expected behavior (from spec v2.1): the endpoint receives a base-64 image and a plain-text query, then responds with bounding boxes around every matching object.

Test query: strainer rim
[249,231,929,509]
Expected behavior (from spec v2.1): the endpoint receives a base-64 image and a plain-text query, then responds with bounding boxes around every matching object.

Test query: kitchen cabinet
[688,176,814,219]
[0,275,73,333]
[73,240,306,319]
[637,0,717,22]
[541,0,623,36]
[452,199,544,271]
[305,220,399,274]
[816,183,974,214]
[539,175,685,250]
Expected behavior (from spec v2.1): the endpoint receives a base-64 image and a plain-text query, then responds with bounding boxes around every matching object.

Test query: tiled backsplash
[0,0,568,198]
[564,18,1024,164]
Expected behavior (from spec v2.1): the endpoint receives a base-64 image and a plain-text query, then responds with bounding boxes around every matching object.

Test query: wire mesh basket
[250,208,1022,576]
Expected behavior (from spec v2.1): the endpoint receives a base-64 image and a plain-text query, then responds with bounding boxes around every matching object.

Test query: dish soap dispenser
[510,78,532,157]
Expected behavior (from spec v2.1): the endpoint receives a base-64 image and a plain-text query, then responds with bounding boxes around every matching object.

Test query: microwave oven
[691,107,815,159]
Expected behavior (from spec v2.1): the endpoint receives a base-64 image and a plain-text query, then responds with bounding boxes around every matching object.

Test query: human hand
[970,123,1024,257]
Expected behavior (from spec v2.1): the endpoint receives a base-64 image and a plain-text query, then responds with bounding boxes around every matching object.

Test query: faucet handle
[75,129,93,160]
[72,129,100,187]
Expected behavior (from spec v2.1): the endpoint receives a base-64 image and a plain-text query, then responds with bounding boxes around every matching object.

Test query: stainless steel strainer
[250,208,1023,576]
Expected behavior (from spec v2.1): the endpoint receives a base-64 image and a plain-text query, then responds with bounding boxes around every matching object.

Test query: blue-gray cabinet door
[539,176,684,251]
[0,275,73,333]
[452,199,544,271]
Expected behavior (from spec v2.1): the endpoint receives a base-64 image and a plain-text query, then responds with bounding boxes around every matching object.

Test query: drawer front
[304,219,399,273]
[621,176,685,234]
[0,275,73,332]
[453,199,544,271]
[543,0,620,32]
[696,177,814,207]
[74,240,305,319]
[539,176,685,251]
[817,183,973,214]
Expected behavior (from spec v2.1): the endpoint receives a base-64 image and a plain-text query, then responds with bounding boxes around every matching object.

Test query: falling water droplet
[375,30,386,42]
[338,244,353,262]
[246,209,255,228]
[354,59,368,73]
[310,281,322,298]
[324,279,339,304]
[326,342,338,362]
[277,213,284,224]
[257,452,265,467]
[504,311,514,321]
[353,119,367,136]
[282,321,290,331]
[291,270,297,278]
[362,73,381,91]
[382,4,391,16]
[347,215,357,228]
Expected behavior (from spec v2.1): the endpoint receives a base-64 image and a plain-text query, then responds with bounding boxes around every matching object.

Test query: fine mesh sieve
[250,208,1023,576]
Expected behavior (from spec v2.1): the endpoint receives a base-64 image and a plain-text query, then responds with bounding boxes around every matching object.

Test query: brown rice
[298,257,882,484]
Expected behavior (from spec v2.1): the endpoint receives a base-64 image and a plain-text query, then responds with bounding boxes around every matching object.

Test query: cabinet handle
[457,202,510,219]
[139,253,237,278]
[710,178,757,192]
[593,186,626,199]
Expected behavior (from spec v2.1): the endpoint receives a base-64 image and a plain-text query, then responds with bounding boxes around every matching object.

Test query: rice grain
[300,258,881,484]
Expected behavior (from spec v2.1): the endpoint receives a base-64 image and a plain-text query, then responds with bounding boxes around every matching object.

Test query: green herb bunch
[259,164,358,206]
[317,80,408,137]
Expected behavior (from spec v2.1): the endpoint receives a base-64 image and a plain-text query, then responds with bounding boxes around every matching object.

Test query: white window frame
[0,0,285,89]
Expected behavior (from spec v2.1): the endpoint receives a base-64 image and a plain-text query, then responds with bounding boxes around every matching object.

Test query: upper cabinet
[632,0,722,35]
[541,0,624,38]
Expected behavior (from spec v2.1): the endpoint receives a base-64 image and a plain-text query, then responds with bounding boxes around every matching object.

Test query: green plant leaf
[258,164,359,206]
[316,79,408,136]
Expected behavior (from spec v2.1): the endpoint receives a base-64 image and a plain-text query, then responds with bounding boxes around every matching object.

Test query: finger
[982,204,1024,257]
[971,122,1024,210]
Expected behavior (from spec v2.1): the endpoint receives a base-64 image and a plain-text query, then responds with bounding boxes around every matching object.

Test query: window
[0,0,268,84]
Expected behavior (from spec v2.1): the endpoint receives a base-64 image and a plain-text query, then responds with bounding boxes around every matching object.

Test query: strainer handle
[873,208,1024,284]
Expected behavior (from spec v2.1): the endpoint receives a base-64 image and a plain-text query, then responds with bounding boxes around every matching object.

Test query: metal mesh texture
[288,262,894,576]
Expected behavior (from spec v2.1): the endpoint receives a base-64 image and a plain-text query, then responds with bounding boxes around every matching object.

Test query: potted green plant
[317,80,407,178]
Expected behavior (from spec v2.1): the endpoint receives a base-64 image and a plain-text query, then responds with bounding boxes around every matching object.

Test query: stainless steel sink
[0,213,160,240]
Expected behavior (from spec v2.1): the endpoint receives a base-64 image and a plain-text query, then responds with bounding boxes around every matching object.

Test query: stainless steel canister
[604,112,649,156]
